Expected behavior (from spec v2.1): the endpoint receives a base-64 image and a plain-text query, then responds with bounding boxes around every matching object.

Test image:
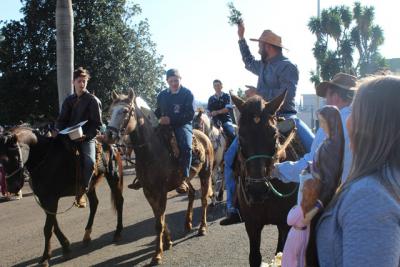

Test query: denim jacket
[239,39,298,114]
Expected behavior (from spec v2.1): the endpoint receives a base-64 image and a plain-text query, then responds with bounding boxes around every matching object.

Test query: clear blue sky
[1,0,399,102]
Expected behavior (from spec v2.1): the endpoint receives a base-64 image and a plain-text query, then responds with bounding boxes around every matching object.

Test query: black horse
[231,92,304,267]
[0,126,124,267]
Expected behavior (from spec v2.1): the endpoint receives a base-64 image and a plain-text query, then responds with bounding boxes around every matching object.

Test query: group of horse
[0,90,312,267]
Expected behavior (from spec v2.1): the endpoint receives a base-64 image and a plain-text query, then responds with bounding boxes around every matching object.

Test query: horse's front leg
[277,223,290,254]
[53,218,71,260]
[105,170,125,242]
[185,181,195,233]
[245,221,264,267]
[39,197,58,267]
[198,171,212,236]
[144,189,167,265]
[83,188,99,245]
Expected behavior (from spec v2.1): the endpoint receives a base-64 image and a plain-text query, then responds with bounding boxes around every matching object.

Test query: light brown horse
[104,90,214,265]
[193,109,229,204]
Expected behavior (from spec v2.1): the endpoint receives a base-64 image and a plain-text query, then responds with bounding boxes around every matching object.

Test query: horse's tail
[109,146,124,211]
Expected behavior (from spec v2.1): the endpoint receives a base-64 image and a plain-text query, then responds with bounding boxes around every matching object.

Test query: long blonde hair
[340,76,400,202]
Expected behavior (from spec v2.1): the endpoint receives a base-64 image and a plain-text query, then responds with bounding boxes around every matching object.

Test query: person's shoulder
[180,86,194,96]
[342,175,398,208]
[157,89,169,97]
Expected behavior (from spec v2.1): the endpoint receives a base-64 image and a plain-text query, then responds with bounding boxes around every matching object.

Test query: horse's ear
[230,93,245,113]
[128,88,135,102]
[6,134,18,146]
[111,90,119,100]
[264,90,287,115]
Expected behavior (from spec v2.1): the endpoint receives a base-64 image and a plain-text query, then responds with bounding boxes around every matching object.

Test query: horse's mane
[9,126,38,145]
[109,95,132,112]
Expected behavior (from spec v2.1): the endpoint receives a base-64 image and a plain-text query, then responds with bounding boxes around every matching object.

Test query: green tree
[308,2,386,85]
[0,0,165,124]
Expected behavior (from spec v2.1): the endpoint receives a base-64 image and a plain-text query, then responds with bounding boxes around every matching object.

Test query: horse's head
[193,108,211,133]
[0,127,35,193]
[105,89,139,144]
[231,91,287,200]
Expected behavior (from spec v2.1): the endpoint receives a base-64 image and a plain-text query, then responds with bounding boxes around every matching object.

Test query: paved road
[0,167,278,266]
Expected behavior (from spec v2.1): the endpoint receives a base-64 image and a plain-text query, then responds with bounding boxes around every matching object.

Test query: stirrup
[128,177,142,190]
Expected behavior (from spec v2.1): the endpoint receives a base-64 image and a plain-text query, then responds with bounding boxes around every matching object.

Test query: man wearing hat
[128,69,195,193]
[274,73,357,186]
[220,24,315,225]
[158,69,195,193]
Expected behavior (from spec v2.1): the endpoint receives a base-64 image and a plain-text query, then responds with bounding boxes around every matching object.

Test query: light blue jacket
[316,170,400,267]
[275,106,352,184]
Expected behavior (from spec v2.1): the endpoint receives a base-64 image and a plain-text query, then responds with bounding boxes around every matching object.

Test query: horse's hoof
[39,259,49,267]
[150,256,162,265]
[163,241,173,250]
[184,224,192,234]
[82,238,91,247]
[113,233,122,243]
[198,227,207,236]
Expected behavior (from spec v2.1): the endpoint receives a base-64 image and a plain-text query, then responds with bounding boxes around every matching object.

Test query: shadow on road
[12,203,226,267]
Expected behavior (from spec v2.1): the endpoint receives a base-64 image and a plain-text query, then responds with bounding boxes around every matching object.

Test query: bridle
[238,128,298,200]
[107,99,150,149]
[107,100,135,140]
[4,141,26,180]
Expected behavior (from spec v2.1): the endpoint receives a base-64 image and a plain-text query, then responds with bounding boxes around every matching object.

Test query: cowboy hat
[250,30,285,49]
[59,120,87,140]
[316,73,358,98]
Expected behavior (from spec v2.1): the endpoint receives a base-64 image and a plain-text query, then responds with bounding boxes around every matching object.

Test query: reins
[239,128,298,199]
[18,136,82,215]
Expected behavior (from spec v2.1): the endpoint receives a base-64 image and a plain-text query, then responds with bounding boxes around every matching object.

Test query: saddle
[59,135,104,188]
[157,126,205,167]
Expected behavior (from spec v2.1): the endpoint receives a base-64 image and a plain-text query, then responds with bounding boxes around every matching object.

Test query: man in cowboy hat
[220,24,315,225]
[274,73,358,186]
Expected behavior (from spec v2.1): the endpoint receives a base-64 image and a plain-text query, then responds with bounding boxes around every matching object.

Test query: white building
[297,94,326,132]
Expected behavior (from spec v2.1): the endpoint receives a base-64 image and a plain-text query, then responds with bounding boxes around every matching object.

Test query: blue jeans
[174,124,193,177]
[224,137,239,214]
[80,139,96,188]
[222,121,236,140]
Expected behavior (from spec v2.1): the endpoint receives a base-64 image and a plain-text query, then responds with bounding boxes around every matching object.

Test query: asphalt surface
[0,166,278,267]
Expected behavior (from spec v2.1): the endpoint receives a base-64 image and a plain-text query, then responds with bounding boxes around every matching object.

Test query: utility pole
[315,0,321,130]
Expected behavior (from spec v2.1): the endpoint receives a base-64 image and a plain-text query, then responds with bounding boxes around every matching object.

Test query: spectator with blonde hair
[316,75,400,266]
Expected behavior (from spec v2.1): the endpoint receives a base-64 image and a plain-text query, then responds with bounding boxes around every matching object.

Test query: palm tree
[56,0,74,111]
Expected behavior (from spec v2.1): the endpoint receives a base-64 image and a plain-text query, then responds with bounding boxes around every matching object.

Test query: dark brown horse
[104,90,214,265]
[231,92,303,267]
[0,126,124,267]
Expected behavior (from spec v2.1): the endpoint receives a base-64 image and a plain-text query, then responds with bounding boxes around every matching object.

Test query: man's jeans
[224,137,239,214]
[174,124,193,177]
[80,139,96,188]
[223,115,314,214]
[222,121,236,140]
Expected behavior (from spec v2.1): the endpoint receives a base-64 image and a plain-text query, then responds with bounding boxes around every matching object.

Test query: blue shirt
[316,170,400,267]
[239,39,299,114]
[207,92,233,125]
[275,106,352,184]
[155,86,195,127]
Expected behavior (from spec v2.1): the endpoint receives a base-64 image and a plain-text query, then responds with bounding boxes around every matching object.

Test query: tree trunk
[56,0,74,111]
